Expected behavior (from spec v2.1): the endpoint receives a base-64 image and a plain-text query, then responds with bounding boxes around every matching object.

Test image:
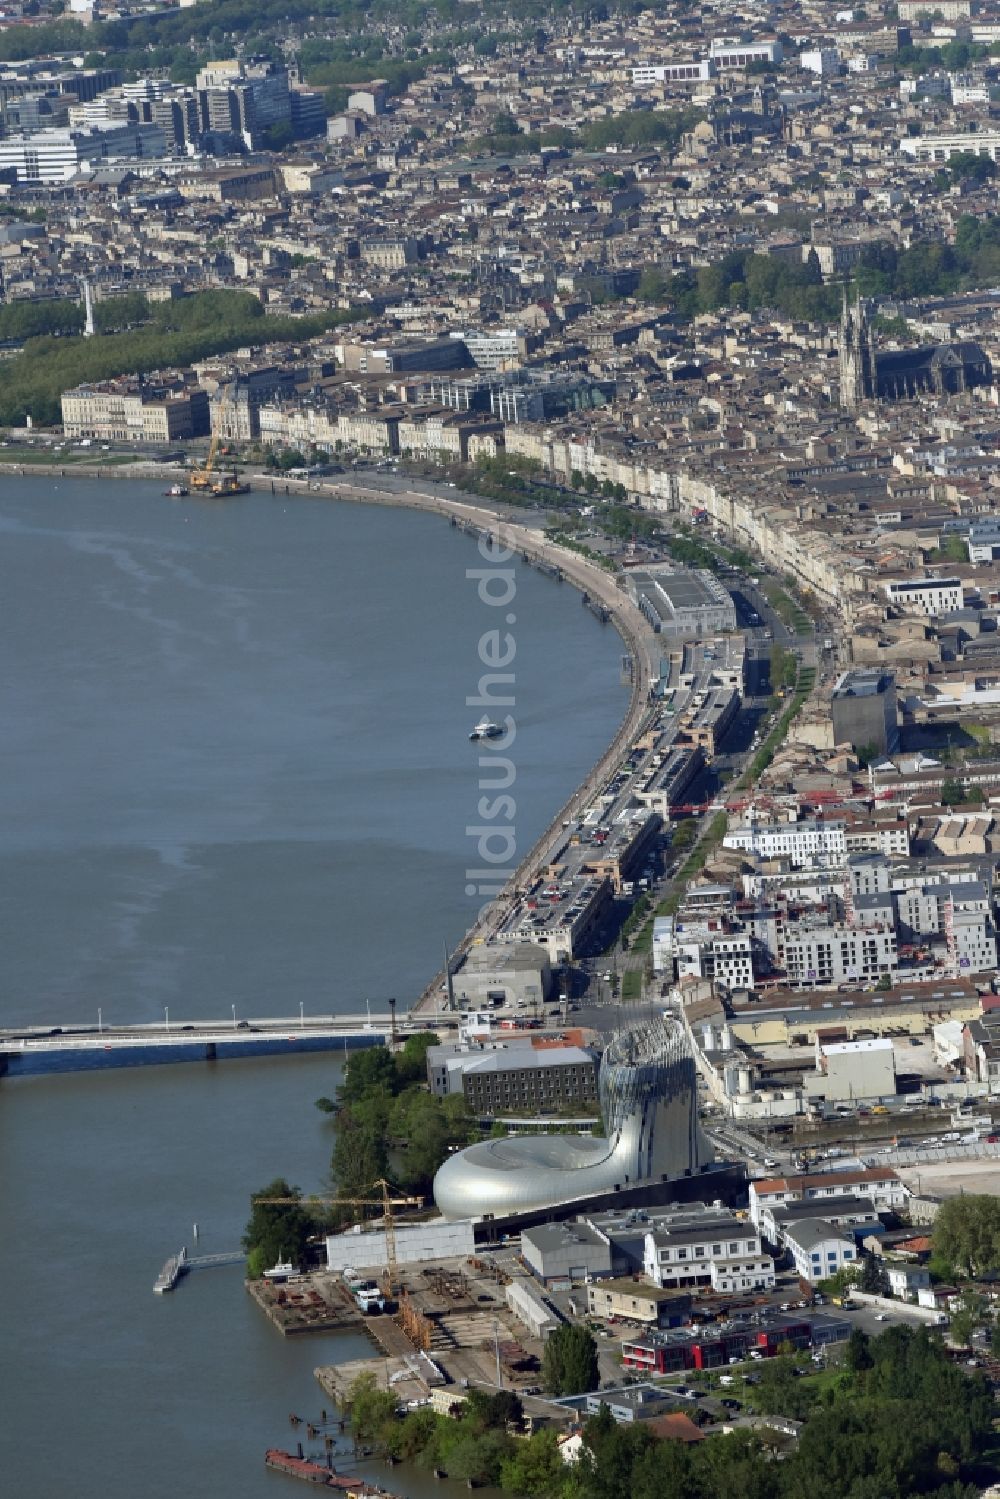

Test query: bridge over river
[0,1010,459,1080]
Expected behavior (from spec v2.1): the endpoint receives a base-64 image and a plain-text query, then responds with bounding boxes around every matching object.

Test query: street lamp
[300,1001,305,1029]
[164,1006,169,1034]
[98,1008,102,1034]
[232,1004,237,1030]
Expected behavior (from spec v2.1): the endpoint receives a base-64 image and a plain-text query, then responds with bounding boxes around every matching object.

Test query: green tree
[940,778,969,807]
[346,1371,399,1442]
[394,1030,440,1086]
[340,1044,399,1102]
[845,1326,873,1374]
[542,1323,599,1395]
[499,1427,565,1496]
[465,1388,523,1429]
[243,1177,314,1278]
[330,1104,390,1197]
[754,1354,815,1420]
[860,1254,890,1297]
[818,1264,858,1299]
[445,1429,510,1484]
[949,1290,988,1350]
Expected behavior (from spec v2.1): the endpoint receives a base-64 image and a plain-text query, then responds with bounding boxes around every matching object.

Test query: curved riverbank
[3,458,655,1016]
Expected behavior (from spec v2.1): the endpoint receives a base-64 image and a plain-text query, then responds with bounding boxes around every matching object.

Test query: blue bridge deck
[0,1016,400,1078]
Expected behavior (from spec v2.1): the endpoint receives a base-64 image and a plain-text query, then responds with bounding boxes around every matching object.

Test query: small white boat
[469,718,503,741]
[263,1259,300,1282]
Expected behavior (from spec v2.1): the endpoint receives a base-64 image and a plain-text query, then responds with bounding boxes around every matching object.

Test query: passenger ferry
[469,718,503,741]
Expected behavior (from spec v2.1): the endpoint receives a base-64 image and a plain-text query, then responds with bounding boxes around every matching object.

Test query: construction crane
[189,422,222,491]
[252,1179,423,1297]
[190,382,249,496]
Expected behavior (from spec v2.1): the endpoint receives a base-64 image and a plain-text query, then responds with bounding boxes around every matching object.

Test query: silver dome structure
[433,1019,705,1221]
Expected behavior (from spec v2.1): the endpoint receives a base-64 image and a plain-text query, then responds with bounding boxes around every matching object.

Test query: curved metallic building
[433,1019,705,1221]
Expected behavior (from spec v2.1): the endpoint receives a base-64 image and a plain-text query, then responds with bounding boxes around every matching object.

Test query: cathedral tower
[839,285,875,409]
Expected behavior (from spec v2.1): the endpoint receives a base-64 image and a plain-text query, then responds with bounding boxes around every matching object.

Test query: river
[0,476,627,1499]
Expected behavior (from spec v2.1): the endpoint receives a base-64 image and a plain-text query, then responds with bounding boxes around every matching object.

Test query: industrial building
[452,942,551,1010]
[586,1281,688,1326]
[520,1221,614,1285]
[804,1036,897,1103]
[505,1275,560,1340]
[629,566,736,640]
[432,1020,706,1221]
[831,669,899,756]
[493,872,611,964]
[324,1217,474,1273]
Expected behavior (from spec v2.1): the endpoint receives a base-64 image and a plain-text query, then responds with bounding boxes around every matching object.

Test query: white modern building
[800,48,840,76]
[631,59,715,85]
[451,328,525,372]
[653,915,755,989]
[883,577,964,616]
[0,122,166,181]
[900,131,1000,165]
[781,921,898,988]
[968,518,1000,563]
[949,73,990,105]
[723,819,847,867]
[708,38,782,69]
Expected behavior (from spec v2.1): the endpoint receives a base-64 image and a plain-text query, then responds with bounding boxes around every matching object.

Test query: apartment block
[62,379,210,442]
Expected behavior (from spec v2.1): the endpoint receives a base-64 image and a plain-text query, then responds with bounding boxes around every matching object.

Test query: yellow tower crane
[252,1180,423,1297]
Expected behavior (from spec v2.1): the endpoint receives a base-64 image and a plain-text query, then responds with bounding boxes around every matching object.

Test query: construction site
[313,1255,547,1414]
[246,1181,551,1413]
